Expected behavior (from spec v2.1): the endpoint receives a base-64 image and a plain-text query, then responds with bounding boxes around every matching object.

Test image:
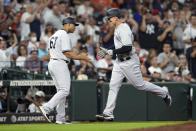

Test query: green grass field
[0,121,193,131]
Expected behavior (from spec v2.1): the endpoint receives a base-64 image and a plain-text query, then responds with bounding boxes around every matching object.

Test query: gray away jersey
[48,30,72,62]
[114,23,134,49]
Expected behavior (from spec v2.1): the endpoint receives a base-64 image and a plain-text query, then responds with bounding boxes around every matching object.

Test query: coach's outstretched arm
[64,51,91,63]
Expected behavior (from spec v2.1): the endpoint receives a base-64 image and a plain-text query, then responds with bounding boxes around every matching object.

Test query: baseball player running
[38,17,91,124]
[96,8,172,121]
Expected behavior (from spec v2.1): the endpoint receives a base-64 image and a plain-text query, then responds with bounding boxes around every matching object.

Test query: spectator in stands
[12,36,30,60]
[175,54,188,75]
[76,0,94,18]
[44,4,64,30]
[145,48,157,69]
[76,52,95,80]
[29,5,44,40]
[186,37,196,79]
[140,63,151,82]
[84,16,100,44]
[59,1,69,17]
[173,10,187,55]
[71,47,80,66]
[182,69,192,83]
[133,3,144,25]
[157,20,175,52]
[96,54,114,82]
[20,4,40,40]
[133,41,149,63]
[165,69,175,80]
[139,9,163,50]
[24,48,44,72]
[158,42,179,76]
[28,32,39,49]
[16,45,28,68]
[182,3,191,22]
[38,40,48,62]
[40,22,55,49]
[183,14,196,50]
[0,34,18,69]
[150,70,162,82]
[85,35,95,60]
[0,86,7,113]
[121,9,139,35]
[27,91,46,113]
[148,56,162,76]
[15,97,26,113]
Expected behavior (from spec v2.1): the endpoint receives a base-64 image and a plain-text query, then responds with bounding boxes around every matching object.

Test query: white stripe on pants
[46,59,70,122]
[103,54,168,115]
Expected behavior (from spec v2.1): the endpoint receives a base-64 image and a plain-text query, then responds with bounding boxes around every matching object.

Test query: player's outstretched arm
[64,51,91,62]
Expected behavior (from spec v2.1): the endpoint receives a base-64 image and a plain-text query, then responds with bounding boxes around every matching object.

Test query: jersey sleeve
[117,25,134,46]
[61,32,72,52]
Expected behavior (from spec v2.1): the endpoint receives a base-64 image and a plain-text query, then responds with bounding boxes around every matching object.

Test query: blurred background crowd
[0,0,196,113]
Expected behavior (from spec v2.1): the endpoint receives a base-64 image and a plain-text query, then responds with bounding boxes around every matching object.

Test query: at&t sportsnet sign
[0,113,55,124]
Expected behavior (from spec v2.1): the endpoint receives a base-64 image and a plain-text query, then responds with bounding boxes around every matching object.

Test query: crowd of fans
[0,0,196,85]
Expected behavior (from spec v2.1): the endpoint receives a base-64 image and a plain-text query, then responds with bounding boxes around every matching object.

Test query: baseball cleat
[162,86,172,107]
[38,106,51,123]
[55,121,72,124]
[96,114,114,121]
[164,94,172,107]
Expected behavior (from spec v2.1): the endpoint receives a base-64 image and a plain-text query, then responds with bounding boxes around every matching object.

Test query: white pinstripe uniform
[44,29,72,122]
[103,23,169,117]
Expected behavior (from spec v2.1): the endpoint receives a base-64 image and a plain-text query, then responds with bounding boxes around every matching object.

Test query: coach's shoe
[38,106,51,123]
[96,114,114,121]
[55,121,72,124]
[162,86,172,107]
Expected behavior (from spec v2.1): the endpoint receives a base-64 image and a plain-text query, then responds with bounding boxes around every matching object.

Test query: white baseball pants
[46,59,70,122]
[103,54,168,116]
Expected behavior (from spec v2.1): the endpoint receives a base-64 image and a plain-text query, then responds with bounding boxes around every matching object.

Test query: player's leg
[39,60,70,122]
[121,54,171,106]
[55,92,66,124]
[96,64,125,120]
[46,61,70,110]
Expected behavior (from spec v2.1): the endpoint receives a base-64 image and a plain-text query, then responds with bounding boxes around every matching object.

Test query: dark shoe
[96,114,114,121]
[164,94,172,107]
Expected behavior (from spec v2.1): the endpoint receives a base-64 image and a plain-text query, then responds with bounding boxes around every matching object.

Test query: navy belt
[51,58,69,63]
[119,56,131,62]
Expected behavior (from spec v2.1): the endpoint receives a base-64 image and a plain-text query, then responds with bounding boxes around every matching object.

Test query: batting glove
[100,47,113,56]
[107,50,113,56]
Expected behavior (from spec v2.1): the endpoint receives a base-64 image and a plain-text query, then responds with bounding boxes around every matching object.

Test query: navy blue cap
[105,8,122,20]
[62,17,79,26]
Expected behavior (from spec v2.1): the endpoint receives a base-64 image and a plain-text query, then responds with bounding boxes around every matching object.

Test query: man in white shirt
[28,91,46,113]
[77,0,94,17]
[20,4,39,40]
[183,14,196,50]
[44,4,65,30]
[0,37,18,70]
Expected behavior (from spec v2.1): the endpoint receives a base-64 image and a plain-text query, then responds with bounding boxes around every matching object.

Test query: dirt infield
[127,123,196,131]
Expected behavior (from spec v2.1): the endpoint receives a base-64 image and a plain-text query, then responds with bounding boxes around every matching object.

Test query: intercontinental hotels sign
[10,80,55,86]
